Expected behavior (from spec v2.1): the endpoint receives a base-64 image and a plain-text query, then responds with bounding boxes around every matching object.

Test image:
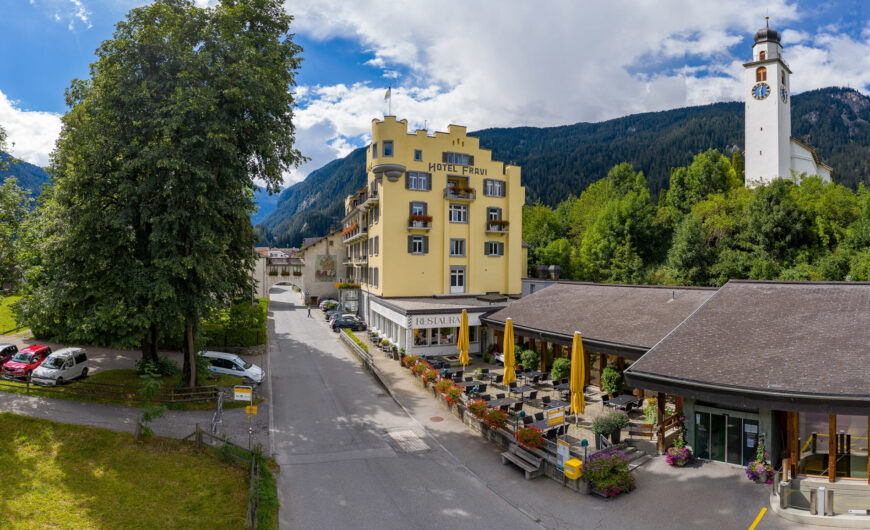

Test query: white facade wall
[790,141,833,182]
[744,44,791,187]
[298,232,344,305]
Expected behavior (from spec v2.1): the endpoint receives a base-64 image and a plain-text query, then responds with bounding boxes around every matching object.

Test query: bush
[482,353,492,364]
[607,411,629,431]
[412,361,431,377]
[551,357,570,381]
[515,426,544,449]
[467,399,488,418]
[591,415,613,436]
[601,366,622,395]
[585,449,635,497]
[421,368,438,384]
[135,356,179,376]
[202,298,268,348]
[483,408,508,430]
[520,349,540,371]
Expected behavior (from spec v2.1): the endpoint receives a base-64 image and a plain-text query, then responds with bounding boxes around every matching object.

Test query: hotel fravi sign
[410,312,482,329]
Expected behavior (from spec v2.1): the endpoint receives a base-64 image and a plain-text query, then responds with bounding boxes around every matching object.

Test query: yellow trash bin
[564,458,583,480]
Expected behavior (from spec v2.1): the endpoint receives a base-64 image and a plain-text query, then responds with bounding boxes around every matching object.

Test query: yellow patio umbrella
[503,318,516,386]
[570,331,586,416]
[458,309,470,366]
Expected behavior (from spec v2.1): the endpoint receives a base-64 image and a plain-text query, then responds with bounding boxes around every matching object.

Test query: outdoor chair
[512,402,523,413]
[496,393,506,400]
[509,382,517,389]
[480,394,491,401]
[602,395,610,405]
[545,430,557,441]
[558,425,568,436]
[477,384,487,393]
[465,377,473,382]
[528,391,538,401]
[522,416,533,426]
[531,375,540,385]
[494,375,503,385]
[624,403,634,413]
[534,412,544,421]
[500,405,510,412]
[481,368,489,374]
[542,396,551,405]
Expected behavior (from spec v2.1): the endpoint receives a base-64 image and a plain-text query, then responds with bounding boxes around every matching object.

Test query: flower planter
[610,430,622,444]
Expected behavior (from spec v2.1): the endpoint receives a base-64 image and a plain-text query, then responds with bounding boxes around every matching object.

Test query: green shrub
[591,415,613,435]
[341,328,368,353]
[520,349,540,371]
[601,366,623,395]
[551,357,571,381]
[608,411,630,431]
[135,356,179,376]
[585,449,635,497]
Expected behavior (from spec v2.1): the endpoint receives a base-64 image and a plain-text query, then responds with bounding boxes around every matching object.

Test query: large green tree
[0,177,31,290]
[21,0,303,386]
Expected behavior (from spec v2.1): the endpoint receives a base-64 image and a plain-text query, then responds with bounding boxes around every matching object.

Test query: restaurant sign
[410,312,482,329]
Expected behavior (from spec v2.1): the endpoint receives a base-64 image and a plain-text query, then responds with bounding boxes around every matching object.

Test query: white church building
[744,21,833,186]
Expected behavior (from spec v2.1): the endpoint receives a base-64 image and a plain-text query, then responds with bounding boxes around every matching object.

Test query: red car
[2,345,52,379]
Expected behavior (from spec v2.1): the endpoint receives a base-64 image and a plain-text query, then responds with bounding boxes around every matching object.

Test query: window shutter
[422,202,428,215]
[409,201,414,215]
[405,173,410,189]
[484,242,489,255]
[499,242,505,256]
[426,174,432,191]
[442,152,448,163]
[497,207,502,219]
[423,236,429,254]
[408,236,413,253]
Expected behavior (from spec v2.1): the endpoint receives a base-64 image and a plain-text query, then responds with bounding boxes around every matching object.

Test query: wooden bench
[500,444,543,480]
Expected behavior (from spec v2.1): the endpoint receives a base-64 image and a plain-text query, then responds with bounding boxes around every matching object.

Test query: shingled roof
[481,282,715,359]
[625,281,870,413]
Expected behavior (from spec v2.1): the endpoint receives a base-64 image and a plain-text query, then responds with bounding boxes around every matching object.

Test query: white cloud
[0,90,63,167]
[31,0,92,30]
[281,0,808,183]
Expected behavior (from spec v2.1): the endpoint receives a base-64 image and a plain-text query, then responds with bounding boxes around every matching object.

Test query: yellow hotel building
[341,116,526,356]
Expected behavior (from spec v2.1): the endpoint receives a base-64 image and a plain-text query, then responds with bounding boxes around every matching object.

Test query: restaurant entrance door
[694,407,759,466]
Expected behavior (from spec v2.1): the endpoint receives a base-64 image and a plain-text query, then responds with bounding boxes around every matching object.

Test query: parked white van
[201,351,264,385]
[31,348,89,386]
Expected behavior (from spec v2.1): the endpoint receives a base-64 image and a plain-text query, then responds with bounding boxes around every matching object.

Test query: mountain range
[0,154,51,195]
[258,87,870,248]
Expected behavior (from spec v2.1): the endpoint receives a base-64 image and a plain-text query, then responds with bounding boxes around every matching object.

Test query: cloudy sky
[3,0,870,185]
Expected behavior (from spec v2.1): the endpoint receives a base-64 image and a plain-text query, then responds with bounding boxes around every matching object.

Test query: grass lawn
[0,412,249,529]
[0,369,262,410]
[0,295,24,334]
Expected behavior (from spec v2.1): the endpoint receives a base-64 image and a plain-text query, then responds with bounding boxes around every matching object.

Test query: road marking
[748,507,767,530]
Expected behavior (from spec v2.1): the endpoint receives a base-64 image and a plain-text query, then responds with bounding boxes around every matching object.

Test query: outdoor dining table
[526,419,565,432]
[485,397,520,408]
[553,383,570,391]
[454,380,483,389]
[521,371,546,382]
[607,394,638,409]
[440,367,465,375]
[541,400,569,410]
[509,385,533,398]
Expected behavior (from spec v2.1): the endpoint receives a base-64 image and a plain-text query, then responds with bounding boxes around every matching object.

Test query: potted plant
[402,354,420,369]
[515,426,544,450]
[601,366,623,397]
[467,399,488,419]
[585,449,636,498]
[421,368,438,384]
[745,437,774,484]
[483,408,508,431]
[665,415,693,467]
[551,357,571,381]
[412,361,431,377]
[444,386,462,407]
[591,415,613,450]
[435,378,455,394]
[520,349,540,371]
[607,412,629,444]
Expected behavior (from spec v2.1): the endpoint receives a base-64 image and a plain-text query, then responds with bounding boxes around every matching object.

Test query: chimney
[548,265,560,281]
[537,265,548,280]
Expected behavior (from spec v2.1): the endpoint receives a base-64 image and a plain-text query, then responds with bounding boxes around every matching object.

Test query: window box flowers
[515,426,544,450]
[341,222,358,237]
[444,386,462,407]
[421,368,438,384]
[408,214,433,228]
[435,378,455,394]
[467,399,488,419]
[402,354,420,369]
[665,447,692,467]
[412,361,431,377]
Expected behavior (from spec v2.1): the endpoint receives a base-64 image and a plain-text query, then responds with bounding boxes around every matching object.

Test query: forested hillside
[258,87,870,247]
[0,154,50,195]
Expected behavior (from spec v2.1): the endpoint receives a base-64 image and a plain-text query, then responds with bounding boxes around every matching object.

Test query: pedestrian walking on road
[307,305,311,318]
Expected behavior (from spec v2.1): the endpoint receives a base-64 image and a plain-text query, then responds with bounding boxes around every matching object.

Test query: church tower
[744,19,792,186]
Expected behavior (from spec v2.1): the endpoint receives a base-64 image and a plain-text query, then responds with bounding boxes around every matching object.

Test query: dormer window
[756,66,767,82]
[759,51,766,60]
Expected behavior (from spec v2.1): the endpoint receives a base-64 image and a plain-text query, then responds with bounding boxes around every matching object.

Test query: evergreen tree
[666,215,711,285]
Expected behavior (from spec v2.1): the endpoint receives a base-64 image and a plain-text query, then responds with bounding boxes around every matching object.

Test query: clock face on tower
[752,82,770,100]
[781,87,788,103]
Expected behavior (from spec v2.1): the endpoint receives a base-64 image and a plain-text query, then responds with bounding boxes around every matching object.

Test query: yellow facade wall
[344,116,525,297]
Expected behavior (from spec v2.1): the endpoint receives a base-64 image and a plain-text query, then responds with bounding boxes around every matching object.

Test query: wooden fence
[0,375,219,404]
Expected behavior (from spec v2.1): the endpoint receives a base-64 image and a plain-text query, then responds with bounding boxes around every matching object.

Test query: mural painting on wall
[315,255,337,282]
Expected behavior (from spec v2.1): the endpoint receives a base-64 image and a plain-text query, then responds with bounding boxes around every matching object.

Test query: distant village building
[252,247,302,298]
[297,229,345,306]
[744,20,833,186]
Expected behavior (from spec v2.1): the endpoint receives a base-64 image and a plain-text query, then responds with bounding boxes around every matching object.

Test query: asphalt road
[267,286,537,530]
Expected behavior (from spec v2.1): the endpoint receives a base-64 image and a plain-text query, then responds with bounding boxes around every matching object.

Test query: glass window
[484,179,506,197]
[443,152,473,166]
[448,204,467,223]
[414,149,422,161]
[411,236,424,254]
[439,327,456,345]
[414,329,429,346]
[487,207,501,221]
[372,142,378,158]
[450,238,466,257]
[485,241,504,256]
[756,66,767,82]
[407,172,430,191]
[469,326,477,343]
[411,202,425,216]
[383,140,393,157]
[450,268,465,287]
